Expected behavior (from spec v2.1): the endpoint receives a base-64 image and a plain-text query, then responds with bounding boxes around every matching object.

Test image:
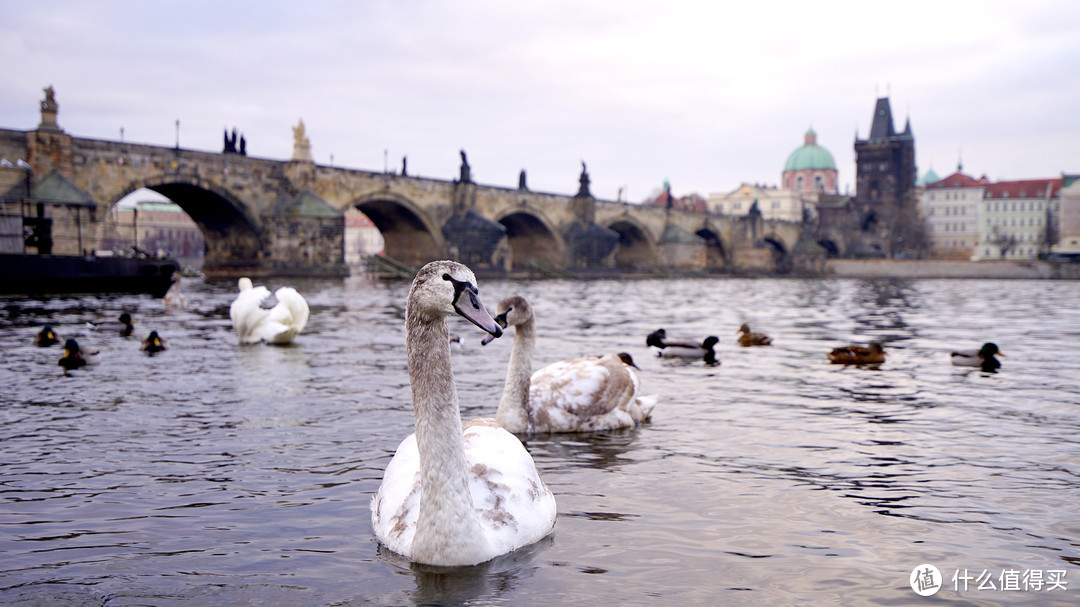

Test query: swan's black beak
[445,276,502,339]
[481,311,509,346]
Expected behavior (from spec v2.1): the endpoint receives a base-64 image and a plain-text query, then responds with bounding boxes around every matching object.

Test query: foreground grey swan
[488,295,657,434]
[370,262,557,567]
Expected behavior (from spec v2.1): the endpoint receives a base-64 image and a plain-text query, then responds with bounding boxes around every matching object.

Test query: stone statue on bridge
[292,119,313,162]
[458,149,471,183]
[41,86,57,111]
[38,85,60,131]
[576,161,591,198]
[518,169,528,190]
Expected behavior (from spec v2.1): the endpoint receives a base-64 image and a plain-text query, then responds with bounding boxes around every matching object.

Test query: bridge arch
[495,207,566,270]
[761,234,791,273]
[607,217,657,271]
[351,191,444,267]
[694,226,728,272]
[113,176,263,274]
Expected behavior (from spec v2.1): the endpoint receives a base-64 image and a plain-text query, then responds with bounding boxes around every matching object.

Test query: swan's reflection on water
[375,536,555,606]
[525,426,646,473]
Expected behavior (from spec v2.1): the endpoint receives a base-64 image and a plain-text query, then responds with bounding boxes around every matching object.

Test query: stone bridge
[1,94,812,278]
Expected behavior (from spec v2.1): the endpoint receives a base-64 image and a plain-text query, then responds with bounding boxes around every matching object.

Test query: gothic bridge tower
[853,96,921,256]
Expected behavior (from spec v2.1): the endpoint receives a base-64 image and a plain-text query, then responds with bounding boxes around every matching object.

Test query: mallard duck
[141,330,167,354]
[88,312,135,337]
[737,323,772,347]
[489,295,657,433]
[35,324,60,347]
[827,342,885,365]
[646,329,719,365]
[229,277,310,345]
[950,342,1002,371]
[370,261,556,567]
[58,338,99,370]
[646,328,668,349]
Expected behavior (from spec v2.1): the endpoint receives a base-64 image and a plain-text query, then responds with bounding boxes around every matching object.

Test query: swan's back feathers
[527,354,654,432]
[229,284,273,344]
[229,280,309,345]
[371,421,556,564]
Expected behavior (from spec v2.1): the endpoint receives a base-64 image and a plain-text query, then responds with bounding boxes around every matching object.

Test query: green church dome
[783,129,836,172]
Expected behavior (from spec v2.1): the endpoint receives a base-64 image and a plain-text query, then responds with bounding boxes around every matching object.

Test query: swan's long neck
[405,306,490,564]
[496,318,534,433]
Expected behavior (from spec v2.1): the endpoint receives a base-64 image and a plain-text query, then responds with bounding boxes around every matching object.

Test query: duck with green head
[950,342,1003,372]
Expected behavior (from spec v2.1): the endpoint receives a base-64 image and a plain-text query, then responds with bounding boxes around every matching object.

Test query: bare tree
[988,226,1018,259]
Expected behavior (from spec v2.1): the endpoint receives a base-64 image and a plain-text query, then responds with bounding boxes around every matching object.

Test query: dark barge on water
[0,252,178,298]
[2,166,179,298]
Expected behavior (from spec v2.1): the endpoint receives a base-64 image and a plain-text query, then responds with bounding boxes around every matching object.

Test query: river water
[1,274,1078,606]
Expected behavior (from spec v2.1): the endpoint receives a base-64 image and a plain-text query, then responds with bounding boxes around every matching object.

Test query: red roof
[925,172,988,189]
[983,178,1062,199]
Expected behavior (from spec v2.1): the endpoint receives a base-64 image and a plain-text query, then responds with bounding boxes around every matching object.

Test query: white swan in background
[488,295,657,434]
[370,261,556,567]
[229,277,309,345]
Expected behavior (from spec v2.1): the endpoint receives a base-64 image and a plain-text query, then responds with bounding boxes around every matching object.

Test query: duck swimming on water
[35,324,60,347]
[951,342,1003,372]
[646,329,720,365]
[141,330,168,354]
[736,323,772,347]
[88,312,135,337]
[58,338,99,370]
[827,342,886,365]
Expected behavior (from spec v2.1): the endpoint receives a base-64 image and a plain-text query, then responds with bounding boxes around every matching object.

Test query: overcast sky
[2,1,1078,203]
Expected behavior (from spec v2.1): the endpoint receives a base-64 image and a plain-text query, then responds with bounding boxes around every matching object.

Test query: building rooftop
[783,129,836,172]
[925,172,988,189]
[984,178,1062,199]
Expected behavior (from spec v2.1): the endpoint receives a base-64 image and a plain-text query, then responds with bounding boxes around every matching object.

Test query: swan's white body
[371,262,556,567]
[229,277,309,345]
[492,296,657,434]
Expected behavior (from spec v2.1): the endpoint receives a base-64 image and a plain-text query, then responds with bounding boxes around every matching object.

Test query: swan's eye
[442,273,451,281]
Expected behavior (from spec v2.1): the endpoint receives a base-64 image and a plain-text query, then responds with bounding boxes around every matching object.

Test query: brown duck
[737,323,772,347]
[827,342,885,365]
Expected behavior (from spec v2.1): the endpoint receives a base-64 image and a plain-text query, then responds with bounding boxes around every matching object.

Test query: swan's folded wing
[371,433,422,556]
[230,286,274,343]
[272,287,310,333]
[529,357,635,422]
[463,421,556,554]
